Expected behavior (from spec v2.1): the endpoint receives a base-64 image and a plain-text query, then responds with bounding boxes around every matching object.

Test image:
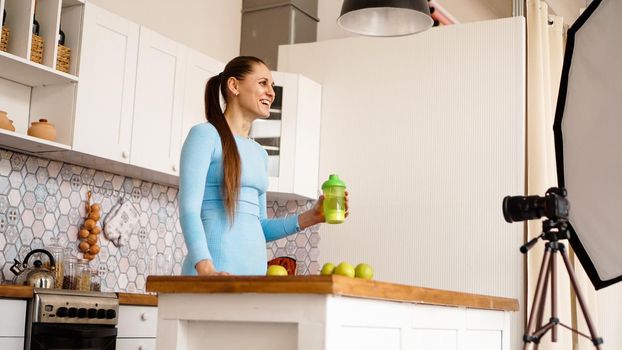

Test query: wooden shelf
[0,50,78,87]
[0,128,71,153]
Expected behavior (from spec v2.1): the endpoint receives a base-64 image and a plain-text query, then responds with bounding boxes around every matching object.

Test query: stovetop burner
[30,288,119,325]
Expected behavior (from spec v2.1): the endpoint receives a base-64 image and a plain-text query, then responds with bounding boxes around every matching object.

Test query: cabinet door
[116,338,156,350]
[0,299,26,350]
[117,305,158,338]
[271,71,299,194]
[131,27,185,175]
[0,338,24,350]
[179,48,224,161]
[290,74,321,199]
[73,3,139,163]
[254,71,321,199]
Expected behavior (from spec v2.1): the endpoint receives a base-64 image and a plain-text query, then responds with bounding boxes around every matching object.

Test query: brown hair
[204,56,267,222]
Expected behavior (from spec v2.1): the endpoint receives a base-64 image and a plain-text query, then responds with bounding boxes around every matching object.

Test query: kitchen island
[146,275,518,350]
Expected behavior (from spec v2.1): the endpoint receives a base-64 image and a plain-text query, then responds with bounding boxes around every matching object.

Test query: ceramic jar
[0,110,16,131]
[27,118,56,141]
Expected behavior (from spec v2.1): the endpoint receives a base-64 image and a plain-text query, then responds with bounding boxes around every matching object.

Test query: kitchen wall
[0,148,319,292]
[87,0,242,63]
[279,17,526,348]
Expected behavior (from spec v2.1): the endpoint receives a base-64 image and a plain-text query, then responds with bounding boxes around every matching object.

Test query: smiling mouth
[260,99,271,107]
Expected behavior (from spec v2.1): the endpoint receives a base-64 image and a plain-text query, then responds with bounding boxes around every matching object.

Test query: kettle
[10,249,56,288]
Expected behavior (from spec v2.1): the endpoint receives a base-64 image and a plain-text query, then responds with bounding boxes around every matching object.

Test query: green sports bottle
[321,174,346,224]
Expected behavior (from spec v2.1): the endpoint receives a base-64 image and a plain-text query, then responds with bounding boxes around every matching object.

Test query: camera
[502,187,569,223]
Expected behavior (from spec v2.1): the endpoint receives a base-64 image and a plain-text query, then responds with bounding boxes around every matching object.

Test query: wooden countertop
[146,275,519,312]
[118,292,158,306]
[0,285,33,299]
[0,285,157,306]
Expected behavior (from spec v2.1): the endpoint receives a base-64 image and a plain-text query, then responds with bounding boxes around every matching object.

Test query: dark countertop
[0,285,157,306]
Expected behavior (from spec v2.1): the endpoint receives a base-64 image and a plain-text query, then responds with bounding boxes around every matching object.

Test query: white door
[73,4,139,163]
[179,48,224,157]
[131,27,185,175]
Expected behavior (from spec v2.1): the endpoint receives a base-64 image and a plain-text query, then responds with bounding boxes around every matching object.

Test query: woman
[179,56,348,276]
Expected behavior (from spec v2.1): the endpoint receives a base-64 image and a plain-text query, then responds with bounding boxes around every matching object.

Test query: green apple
[320,262,335,275]
[355,263,374,280]
[333,262,355,278]
[266,265,288,276]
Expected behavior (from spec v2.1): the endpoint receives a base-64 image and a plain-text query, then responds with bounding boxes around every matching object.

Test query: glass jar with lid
[46,238,69,289]
[90,268,101,292]
[63,257,79,290]
[63,257,90,290]
[77,259,91,291]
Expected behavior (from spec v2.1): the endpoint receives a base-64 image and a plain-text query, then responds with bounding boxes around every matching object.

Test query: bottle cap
[321,174,346,190]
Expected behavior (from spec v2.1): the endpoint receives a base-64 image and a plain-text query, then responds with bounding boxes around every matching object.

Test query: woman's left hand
[298,191,349,230]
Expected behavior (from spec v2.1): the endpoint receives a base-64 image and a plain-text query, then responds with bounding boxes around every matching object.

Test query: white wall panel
[88,0,241,62]
[279,17,526,349]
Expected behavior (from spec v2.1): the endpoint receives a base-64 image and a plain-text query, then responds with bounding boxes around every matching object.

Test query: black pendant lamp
[337,0,433,37]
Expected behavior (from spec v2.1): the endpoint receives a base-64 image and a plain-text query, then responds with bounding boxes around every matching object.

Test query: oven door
[29,323,117,350]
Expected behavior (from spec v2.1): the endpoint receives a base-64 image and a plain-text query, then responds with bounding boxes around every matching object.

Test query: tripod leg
[535,262,550,332]
[523,245,553,350]
[551,248,558,342]
[558,244,604,349]
[533,263,551,350]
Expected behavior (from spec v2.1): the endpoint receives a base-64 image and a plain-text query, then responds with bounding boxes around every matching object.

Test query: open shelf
[0,127,71,153]
[0,49,77,86]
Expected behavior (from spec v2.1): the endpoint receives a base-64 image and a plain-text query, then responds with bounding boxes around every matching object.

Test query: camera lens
[502,195,546,223]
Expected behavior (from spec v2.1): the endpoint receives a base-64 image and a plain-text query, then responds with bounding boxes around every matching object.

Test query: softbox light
[553,0,622,290]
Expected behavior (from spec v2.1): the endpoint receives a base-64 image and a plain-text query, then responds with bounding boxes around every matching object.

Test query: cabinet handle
[172,164,177,172]
[141,312,148,321]
[138,345,145,350]
[122,151,128,159]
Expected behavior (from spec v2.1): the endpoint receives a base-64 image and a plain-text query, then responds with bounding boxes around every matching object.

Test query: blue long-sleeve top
[179,122,300,275]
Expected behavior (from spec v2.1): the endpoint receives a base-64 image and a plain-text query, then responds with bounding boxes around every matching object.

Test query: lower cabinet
[0,338,24,350]
[116,338,157,350]
[0,299,27,350]
[117,305,158,349]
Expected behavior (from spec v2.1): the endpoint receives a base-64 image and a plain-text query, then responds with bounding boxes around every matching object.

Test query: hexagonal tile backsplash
[0,149,319,292]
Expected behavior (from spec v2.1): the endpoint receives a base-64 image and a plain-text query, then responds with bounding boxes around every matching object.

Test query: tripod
[522,219,604,349]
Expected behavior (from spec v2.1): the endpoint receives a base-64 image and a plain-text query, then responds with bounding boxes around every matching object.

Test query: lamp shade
[337,0,433,36]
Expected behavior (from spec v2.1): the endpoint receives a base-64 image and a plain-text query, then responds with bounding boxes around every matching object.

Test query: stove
[26,288,119,349]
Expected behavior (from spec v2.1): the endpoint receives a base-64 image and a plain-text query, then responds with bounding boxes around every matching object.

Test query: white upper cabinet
[72,4,219,179]
[73,3,138,163]
[251,71,321,200]
[130,27,185,175]
[180,48,224,157]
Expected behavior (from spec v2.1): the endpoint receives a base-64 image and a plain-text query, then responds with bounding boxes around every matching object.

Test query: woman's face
[235,63,275,118]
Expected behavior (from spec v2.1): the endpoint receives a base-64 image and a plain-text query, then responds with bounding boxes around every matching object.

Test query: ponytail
[205,74,241,223]
[203,56,268,224]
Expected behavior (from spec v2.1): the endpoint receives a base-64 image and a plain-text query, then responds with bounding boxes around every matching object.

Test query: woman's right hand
[195,259,230,276]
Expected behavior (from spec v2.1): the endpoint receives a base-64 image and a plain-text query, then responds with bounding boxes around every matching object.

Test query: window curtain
[526,1,599,349]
